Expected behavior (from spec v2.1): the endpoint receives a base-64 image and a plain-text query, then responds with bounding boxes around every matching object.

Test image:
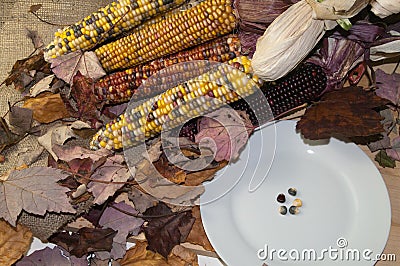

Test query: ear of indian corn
[93,35,242,104]
[179,63,327,141]
[90,56,259,150]
[95,0,237,72]
[44,0,186,60]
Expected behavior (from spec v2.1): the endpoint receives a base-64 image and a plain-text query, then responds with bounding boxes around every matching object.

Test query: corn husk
[371,0,400,18]
[305,0,371,20]
[252,1,325,81]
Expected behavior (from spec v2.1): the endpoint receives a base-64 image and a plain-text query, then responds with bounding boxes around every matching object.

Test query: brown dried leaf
[186,206,214,251]
[143,203,195,258]
[297,87,389,140]
[23,92,70,123]
[0,221,33,265]
[0,118,20,151]
[168,245,199,266]
[49,227,117,258]
[3,51,51,91]
[185,161,228,186]
[26,29,44,50]
[9,106,33,135]
[119,241,169,266]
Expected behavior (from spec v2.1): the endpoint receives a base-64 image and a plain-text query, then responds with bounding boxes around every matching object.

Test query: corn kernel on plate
[200,120,391,266]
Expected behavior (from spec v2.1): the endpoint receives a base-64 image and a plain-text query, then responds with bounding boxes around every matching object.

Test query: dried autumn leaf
[186,206,214,251]
[0,167,76,226]
[3,51,51,91]
[375,150,396,168]
[195,108,254,162]
[48,50,106,84]
[387,136,400,161]
[97,201,144,259]
[29,74,55,97]
[185,161,228,186]
[16,246,72,266]
[49,227,117,258]
[8,106,33,135]
[143,203,195,258]
[128,186,158,214]
[26,28,44,50]
[297,86,389,140]
[0,221,33,265]
[375,69,400,106]
[38,123,77,160]
[23,92,70,123]
[29,4,42,13]
[0,117,20,151]
[168,245,199,266]
[67,72,103,122]
[119,241,169,266]
[88,154,132,205]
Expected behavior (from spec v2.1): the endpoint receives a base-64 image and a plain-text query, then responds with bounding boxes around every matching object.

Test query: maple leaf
[49,227,117,258]
[23,92,70,123]
[97,201,144,259]
[87,155,132,205]
[375,69,400,106]
[195,108,254,162]
[48,50,106,84]
[297,86,389,141]
[0,167,76,226]
[0,221,32,265]
[143,203,195,258]
[67,72,103,123]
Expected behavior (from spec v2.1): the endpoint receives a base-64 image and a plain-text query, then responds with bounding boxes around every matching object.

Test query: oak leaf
[0,167,75,226]
[297,86,389,140]
[0,221,33,265]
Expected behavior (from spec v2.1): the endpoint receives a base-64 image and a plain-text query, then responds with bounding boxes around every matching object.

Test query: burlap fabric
[0,0,111,240]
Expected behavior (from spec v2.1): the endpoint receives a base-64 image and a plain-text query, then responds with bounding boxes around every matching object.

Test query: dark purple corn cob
[231,62,327,126]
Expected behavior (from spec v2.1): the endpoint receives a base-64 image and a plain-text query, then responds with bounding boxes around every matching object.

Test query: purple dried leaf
[387,136,400,161]
[375,69,400,106]
[16,247,72,266]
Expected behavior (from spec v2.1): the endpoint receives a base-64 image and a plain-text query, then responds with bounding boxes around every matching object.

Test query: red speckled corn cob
[93,35,242,104]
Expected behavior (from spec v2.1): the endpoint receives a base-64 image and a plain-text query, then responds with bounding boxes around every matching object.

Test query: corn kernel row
[93,35,241,104]
[90,56,260,150]
[95,0,237,72]
[44,0,186,60]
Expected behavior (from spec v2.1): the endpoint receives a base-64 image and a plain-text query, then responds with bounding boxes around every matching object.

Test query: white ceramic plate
[200,120,391,266]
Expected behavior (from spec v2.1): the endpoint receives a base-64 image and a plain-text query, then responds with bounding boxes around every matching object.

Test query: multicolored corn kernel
[95,0,237,72]
[44,0,186,60]
[93,35,242,104]
[90,56,259,150]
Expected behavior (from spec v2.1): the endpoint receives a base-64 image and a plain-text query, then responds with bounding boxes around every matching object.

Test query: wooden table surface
[360,145,400,266]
